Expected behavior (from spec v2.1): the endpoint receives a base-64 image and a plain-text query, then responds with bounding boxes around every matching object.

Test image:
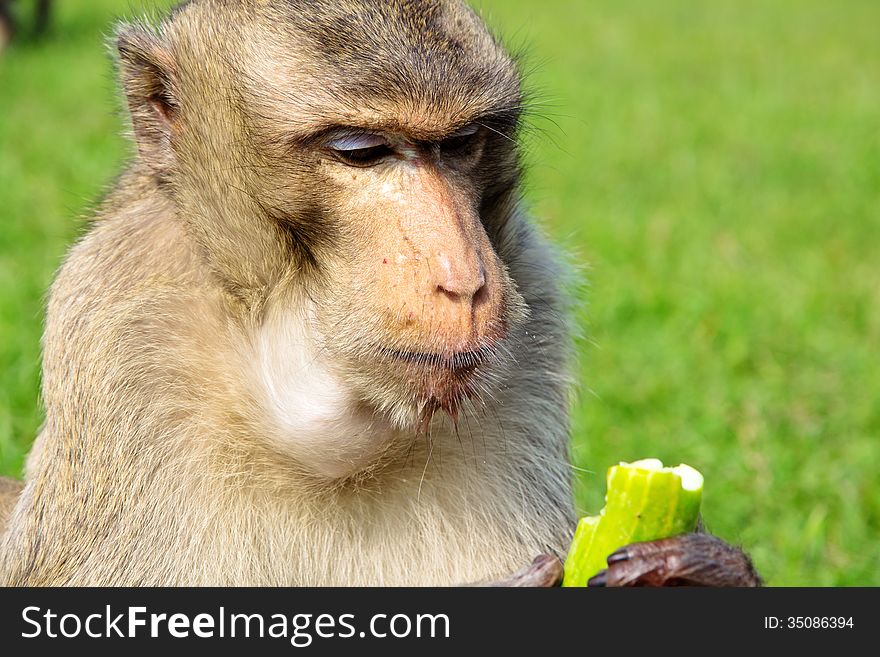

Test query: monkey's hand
[587,533,762,587]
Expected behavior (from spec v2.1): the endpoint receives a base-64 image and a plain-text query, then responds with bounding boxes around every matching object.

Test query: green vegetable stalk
[563,458,703,587]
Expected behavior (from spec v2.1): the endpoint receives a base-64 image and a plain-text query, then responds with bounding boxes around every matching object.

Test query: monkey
[0,1,13,48]
[0,0,51,49]
[0,0,760,587]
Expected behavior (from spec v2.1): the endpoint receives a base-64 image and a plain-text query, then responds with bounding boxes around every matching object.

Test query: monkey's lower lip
[380,347,488,371]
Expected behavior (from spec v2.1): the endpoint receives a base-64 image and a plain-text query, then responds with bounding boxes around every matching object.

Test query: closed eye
[440,124,481,157]
[326,132,395,167]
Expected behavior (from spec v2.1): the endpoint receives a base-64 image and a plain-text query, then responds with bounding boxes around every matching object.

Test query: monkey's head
[117,0,534,462]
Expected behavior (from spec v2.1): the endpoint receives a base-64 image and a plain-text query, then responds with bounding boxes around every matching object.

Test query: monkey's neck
[247,302,399,480]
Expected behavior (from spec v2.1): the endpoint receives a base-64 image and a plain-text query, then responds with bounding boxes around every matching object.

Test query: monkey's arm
[486,534,761,587]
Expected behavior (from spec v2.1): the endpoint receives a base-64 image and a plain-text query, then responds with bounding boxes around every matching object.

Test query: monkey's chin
[364,336,503,432]
[376,385,475,435]
[375,353,487,431]
[414,375,480,430]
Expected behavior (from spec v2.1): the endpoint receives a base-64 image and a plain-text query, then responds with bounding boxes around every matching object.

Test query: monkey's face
[118,0,529,438]
[299,122,527,428]
[224,1,529,430]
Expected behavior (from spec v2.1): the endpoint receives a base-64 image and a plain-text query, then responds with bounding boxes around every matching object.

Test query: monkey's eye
[440,124,481,157]
[326,133,395,167]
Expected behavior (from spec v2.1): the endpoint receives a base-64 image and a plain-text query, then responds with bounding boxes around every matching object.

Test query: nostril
[436,284,462,303]
[434,253,486,303]
[472,275,489,308]
[436,266,486,303]
[471,263,488,307]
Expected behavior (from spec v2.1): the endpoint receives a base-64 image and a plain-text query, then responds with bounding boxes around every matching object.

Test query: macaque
[0,0,51,48]
[0,1,14,47]
[0,0,759,587]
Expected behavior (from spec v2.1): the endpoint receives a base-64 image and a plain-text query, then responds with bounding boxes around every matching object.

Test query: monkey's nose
[434,253,487,305]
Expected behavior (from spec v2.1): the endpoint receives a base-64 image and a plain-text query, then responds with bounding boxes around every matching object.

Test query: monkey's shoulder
[43,191,222,374]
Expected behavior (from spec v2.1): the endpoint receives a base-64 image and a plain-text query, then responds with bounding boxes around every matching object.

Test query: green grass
[1,0,878,586]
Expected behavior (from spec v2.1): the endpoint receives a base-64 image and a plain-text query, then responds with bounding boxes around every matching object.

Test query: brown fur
[0,478,23,535]
[0,0,575,586]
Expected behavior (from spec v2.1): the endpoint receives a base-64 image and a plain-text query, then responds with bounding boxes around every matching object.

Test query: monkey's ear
[115,24,180,175]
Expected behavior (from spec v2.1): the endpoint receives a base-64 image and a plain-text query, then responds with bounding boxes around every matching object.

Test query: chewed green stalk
[562,459,704,587]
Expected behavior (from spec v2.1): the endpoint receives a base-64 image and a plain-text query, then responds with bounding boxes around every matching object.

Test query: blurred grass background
[0,0,878,585]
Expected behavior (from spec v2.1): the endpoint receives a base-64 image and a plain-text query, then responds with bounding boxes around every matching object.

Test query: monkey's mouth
[376,345,499,427]
[379,347,489,372]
